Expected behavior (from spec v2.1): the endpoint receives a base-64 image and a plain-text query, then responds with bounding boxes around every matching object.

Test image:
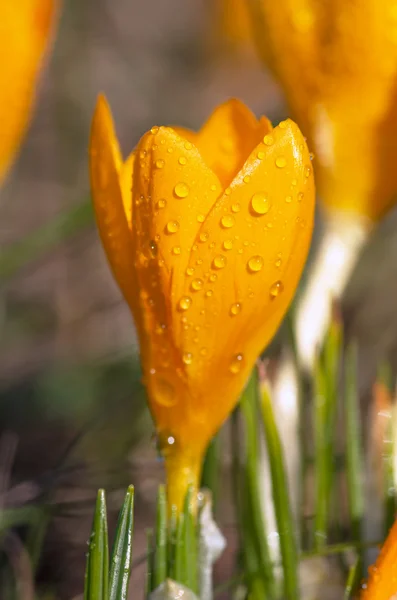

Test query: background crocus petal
[361,517,397,599]
[168,120,314,450]
[89,96,140,324]
[0,0,58,184]
[195,98,272,186]
[119,151,135,230]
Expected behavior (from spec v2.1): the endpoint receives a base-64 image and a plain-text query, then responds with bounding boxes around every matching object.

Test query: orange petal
[195,98,271,186]
[170,120,314,450]
[89,95,139,323]
[361,518,397,599]
[0,0,59,184]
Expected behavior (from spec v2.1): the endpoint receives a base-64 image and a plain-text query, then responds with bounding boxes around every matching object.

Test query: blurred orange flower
[361,518,397,599]
[89,95,315,511]
[225,0,397,222]
[0,0,58,185]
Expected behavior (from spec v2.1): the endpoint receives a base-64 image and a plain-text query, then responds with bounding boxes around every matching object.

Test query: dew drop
[305,166,311,177]
[197,213,205,223]
[151,126,159,134]
[229,353,244,374]
[209,273,217,283]
[270,280,284,298]
[257,151,265,160]
[223,239,233,251]
[178,157,187,166]
[247,255,264,273]
[298,192,304,202]
[279,120,287,129]
[199,232,209,242]
[309,152,314,161]
[182,352,193,365]
[243,175,251,184]
[184,141,193,150]
[275,258,282,268]
[231,203,241,213]
[153,378,177,407]
[166,220,179,234]
[149,240,158,256]
[292,178,297,186]
[157,199,167,209]
[230,302,242,316]
[213,255,227,269]
[251,192,271,215]
[178,296,192,311]
[172,246,181,255]
[210,184,217,192]
[191,278,203,291]
[225,187,232,196]
[174,182,189,198]
[205,290,213,297]
[221,215,235,228]
[155,159,165,169]
[275,156,287,168]
[186,267,195,276]
[285,195,292,203]
[263,134,274,146]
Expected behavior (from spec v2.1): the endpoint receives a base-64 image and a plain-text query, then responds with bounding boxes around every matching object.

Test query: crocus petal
[195,98,271,185]
[89,96,140,324]
[0,0,58,184]
[361,518,397,599]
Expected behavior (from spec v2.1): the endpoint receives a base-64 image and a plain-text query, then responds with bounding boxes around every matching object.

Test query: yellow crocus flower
[89,95,315,511]
[230,0,397,222]
[0,0,58,184]
[361,518,397,599]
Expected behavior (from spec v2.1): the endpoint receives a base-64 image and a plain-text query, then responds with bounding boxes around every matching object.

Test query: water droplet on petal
[191,278,203,291]
[205,290,213,297]
[183,352,193,365]
[166,220,179,234]
[213,255,227,269]
[229,353,244,374]
[225,187,232,196]
[178,296,191,311]
[231,203,240,213]
[197,214,205,223]
[257,151,265,160]
[157,199,167,209]
[285,195,292,203]
[247,255,264,273]
[178,157,187,166]
[251,192,271,215]
[149,240,158,256]
[263,134,274,146]
[275,156,287,168]
[184,141,193,150]
[230,303,241,316]
[151,126,159,135]
[223,239,233,250]
[155,159,165,169]
[186,267,195,276]
[174,182,189,198]
[279,120,287,129]
[298,192,304,202]
[243,175,251,184]
[199,232,209,242]
[305,166,311,177]
[270,280,284,298]
[209,273,217,283]
[152,378,177,407]
[221,215,235,228]
[172,246,181,255]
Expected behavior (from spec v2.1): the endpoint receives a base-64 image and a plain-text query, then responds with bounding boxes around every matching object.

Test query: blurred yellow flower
[361,518,397,599]
[89,95,315,511]
[0,0,58,185]
[229,0,397,222]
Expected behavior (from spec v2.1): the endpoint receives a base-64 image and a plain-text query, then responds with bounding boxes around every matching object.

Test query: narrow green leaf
[183,486,198,594]
[146,529,154,596]
[0,200,93,282]
[201,433,221,512]
[174,512,186,586]
[260,383,299,600]
[345,344,364,547]
[153,485,167,589]
[84,489,109,600]
[344,557,361,600]
[240,372,277,598]
[109,485,135,600]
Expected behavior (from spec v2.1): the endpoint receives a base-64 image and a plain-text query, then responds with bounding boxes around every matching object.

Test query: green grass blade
[109,485,135,600]
[260,382,299,600]
[183,487,198,594]
[146,529,154,596]
[153,485,168,589]
[343,557,361,600]
[201,433,221,512]
[0,199,93,282]
[173,512,186,586]
[240,371,277,598]
[345,344,364,547]
[84,489,109,600]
